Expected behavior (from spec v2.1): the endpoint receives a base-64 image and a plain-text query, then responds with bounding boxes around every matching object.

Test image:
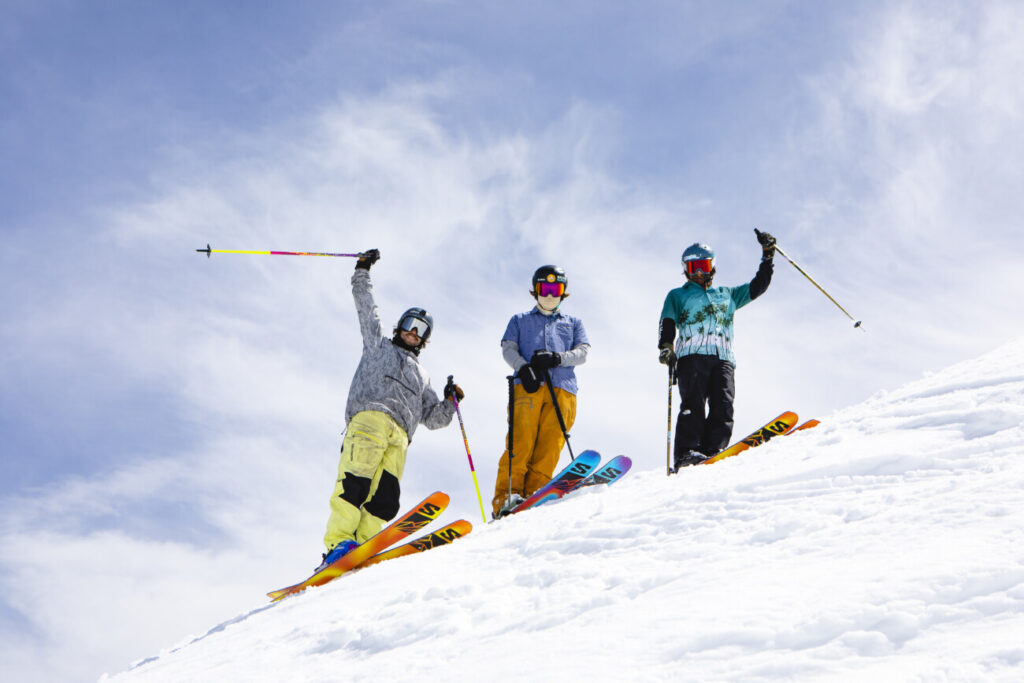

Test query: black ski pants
[674,354,736,462]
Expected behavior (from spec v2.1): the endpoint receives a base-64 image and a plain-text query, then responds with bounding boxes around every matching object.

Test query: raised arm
[351,249,384,347]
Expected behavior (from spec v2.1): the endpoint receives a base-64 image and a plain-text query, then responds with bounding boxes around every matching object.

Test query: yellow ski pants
[491,383,577,515]
[324,410,409,551]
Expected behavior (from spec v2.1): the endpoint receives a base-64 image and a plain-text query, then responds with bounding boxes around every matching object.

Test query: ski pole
[541,367,576,462]
[506,375,516,508]
[196,243,368,259]
[772,242,863,329]
[666,362,674,476]
[447,375,487,524]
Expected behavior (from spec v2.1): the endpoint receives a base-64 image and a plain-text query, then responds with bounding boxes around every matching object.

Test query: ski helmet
[681,243,715,286]
[531,265,568,298]
[396,307,433,342]
[681,243,715,268]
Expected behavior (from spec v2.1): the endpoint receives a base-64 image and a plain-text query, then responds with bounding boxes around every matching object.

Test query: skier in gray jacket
[320,249,462,569]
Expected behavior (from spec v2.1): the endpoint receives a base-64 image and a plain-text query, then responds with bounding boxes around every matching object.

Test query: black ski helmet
[396,307,433,342]
[531,265,568,298]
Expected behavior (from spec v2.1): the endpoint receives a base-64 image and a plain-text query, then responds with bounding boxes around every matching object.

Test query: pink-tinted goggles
[685,258,714,274]
[536,282,565,297]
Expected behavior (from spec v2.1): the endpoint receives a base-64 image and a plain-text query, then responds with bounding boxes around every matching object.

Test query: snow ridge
[107,340,1024,682]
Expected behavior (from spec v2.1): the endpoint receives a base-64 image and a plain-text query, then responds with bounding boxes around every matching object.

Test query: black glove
[529,350,561,371]
[355,248,380,270]
[516,364,541,393]
[754,229,776,258]
[443,376,465,402]
[658,345,676,366]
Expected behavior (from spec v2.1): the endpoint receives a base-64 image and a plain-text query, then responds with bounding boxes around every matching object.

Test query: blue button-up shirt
[503,307,589,394]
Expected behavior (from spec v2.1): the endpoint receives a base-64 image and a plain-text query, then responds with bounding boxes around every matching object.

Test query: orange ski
[268,491,449,601]
[358,519,473,570]
[702,411,798,465]
[788,419,820,434]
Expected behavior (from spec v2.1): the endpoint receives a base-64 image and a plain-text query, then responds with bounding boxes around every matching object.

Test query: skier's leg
[674,354,710,464]
[704,360,736,454]
[524,386,577,495]
[323,411,404,550]
[491,385,541,515]
[355,422,409,543]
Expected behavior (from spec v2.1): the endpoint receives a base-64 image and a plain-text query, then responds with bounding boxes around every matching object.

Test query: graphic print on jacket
[676,301,735,355]
[663,283,750,363]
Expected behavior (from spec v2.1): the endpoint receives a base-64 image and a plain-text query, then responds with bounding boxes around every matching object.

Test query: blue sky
[3,1,1024,680]
[0,0,845,490]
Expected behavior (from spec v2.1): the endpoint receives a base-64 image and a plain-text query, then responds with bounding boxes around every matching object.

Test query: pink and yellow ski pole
[448,376,488,524]
[196,244,367,259]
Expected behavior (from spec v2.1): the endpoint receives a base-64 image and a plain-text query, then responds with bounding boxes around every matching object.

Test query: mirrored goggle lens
[400,317,429,337]
[685,258,714,274]
[536,282,565,297]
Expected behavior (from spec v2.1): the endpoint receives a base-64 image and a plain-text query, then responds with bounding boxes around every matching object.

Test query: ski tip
[790,419,820,433]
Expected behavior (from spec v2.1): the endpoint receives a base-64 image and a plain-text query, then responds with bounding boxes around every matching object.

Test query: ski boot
[671,450,708,473]
[316,540,358,571]
[492,493,526,520]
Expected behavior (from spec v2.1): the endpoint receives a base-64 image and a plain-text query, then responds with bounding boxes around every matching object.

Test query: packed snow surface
[107,341,1024,681]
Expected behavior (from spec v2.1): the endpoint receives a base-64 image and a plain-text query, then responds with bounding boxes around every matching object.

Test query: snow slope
[106,340,1024,682]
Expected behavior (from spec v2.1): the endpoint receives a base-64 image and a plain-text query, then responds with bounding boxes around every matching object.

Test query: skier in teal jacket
[659,229,776,469]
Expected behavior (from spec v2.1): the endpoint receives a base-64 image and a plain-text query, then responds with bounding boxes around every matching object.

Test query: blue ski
[503,450,601,516]
[535,455,632,507]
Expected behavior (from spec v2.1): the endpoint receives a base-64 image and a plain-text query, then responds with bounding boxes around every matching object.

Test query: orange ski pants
[491,383,577,516]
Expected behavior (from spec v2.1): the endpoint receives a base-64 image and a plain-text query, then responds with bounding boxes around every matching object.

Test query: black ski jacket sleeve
[749,257,774,301]
[658,318,675,350]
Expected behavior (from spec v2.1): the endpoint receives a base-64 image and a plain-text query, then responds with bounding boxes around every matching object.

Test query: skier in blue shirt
[492,265,590,516]
[659,229,776,469]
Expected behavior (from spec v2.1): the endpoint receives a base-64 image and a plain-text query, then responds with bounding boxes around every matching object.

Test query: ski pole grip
[445,374,459,405]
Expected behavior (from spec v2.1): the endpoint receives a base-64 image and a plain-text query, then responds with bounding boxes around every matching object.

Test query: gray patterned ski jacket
[344,269,454,440]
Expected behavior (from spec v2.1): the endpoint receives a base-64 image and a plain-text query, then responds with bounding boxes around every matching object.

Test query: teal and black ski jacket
[659,258,773,365]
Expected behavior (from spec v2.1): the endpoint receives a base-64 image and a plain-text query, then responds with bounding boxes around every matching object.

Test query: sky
[108,337,1024,681]
[2,1,1023,680]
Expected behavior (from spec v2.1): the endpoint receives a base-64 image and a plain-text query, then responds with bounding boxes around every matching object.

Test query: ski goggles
[399,317,430,338]
[684,258,714,274]
[535,282,565,298]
